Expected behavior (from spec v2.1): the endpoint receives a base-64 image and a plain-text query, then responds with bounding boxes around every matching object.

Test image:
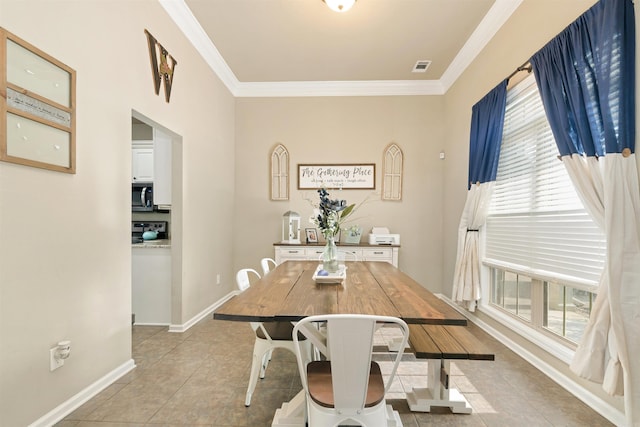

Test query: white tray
[312,264,347,284]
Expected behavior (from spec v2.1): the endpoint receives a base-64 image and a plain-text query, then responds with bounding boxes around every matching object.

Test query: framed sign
[1,27,76,173]
[298,164,375,190]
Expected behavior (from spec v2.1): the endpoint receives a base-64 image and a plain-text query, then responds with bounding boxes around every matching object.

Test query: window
[544,282,594,343]
[490,269,532,322]
[489,266,596,343]
[483,74,606,345]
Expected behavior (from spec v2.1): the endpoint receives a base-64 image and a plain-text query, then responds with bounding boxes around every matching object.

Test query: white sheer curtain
[568,154,640,412]
[451,182,494,311]
[561,155,605,229]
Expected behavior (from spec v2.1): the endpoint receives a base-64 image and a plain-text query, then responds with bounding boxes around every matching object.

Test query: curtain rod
[507,61,533,81]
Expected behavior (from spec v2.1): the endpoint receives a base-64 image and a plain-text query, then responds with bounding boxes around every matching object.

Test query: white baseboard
[168,290,238,333]
[133,322,171,326]
[28,359,136,427]
[436,293,626,427]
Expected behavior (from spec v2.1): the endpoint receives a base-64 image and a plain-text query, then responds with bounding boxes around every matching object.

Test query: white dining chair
[260,257,278,275]
[235,268,309,406]
[293,314,409,427]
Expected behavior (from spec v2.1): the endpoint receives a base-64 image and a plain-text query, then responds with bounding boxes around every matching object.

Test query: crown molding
[160,0,522,98]
[159,0,240,94]
[440,0,524,91]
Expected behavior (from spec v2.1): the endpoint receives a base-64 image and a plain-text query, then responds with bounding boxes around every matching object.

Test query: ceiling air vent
[412,60,432,73]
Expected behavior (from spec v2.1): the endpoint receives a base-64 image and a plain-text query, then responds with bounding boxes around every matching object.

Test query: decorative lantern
[282,211,301,244]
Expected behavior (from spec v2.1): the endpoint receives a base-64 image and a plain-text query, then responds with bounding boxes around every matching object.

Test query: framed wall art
[1,27,76,173]
[298,163,375,190]
[270,143,289,200]
[382,143,404,200]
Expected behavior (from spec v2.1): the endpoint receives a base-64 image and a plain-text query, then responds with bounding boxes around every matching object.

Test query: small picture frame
[305,228,318,243]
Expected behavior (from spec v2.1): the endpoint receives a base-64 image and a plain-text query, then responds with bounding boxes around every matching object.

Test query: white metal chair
[293,314,409,427]
[260,257,278,275]
[235,268,309,406]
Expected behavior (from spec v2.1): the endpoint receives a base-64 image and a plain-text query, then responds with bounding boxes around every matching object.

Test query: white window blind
[485,75,606,286]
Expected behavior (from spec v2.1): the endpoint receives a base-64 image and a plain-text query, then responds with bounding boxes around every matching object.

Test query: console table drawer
[275,244,399,267]
[340,248,362,259]
[362,248,393,260]
[305,248,326,258]
[279,248,307,259]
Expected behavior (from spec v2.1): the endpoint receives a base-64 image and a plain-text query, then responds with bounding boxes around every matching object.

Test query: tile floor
[57,317,612,427]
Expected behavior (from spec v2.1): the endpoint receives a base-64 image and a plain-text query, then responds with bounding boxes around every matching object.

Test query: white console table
[274,242,399,267]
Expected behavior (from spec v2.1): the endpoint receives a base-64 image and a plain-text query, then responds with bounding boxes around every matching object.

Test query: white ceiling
[160,0,524,97]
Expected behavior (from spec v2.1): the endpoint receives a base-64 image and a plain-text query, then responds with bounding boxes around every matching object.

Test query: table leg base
[406,387,473,414]
[272,390,305,427]
[385,404,403,426]
[387,336,411,352]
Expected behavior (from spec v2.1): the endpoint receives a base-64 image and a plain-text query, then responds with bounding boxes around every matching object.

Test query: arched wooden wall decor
[270,143,289,200]
[382,143,403,201]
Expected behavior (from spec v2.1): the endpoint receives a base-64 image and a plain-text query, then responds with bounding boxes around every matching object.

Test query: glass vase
[322,236,339,273]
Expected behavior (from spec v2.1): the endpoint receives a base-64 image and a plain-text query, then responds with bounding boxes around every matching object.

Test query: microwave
[132,182,153,212]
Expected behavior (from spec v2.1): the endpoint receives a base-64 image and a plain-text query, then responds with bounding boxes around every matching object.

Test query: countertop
[132,239,171,248]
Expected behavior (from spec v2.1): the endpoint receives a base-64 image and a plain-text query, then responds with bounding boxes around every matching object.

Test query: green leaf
[339,204,355,219]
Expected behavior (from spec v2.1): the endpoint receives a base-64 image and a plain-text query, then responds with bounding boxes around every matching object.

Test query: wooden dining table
[214,260,468,427]
[214,260,467,326]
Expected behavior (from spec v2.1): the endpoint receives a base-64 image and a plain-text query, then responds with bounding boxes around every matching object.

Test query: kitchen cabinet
[153,129,172,206]
[131,130,172,207]
[132,142,154,182]
[132,246,171,324]
[274,243,399,267]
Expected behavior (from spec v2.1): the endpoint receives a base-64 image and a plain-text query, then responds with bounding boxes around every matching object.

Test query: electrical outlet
[50,347,64,371]
[216,274,221,285]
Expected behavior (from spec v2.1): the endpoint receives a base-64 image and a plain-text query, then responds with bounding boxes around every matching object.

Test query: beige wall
[0,1,235,425]
[234,96,446,288]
